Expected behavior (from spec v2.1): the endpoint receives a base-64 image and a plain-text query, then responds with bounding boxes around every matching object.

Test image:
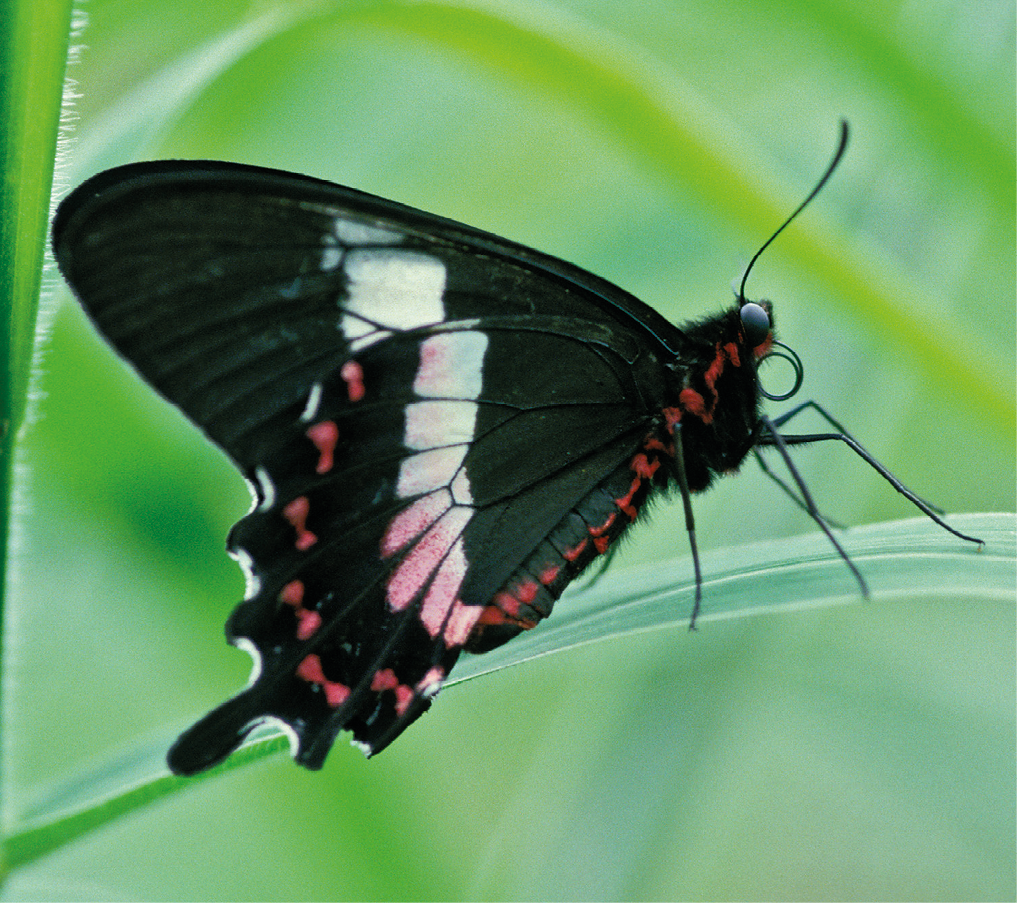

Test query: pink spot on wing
[381,490,451,557]
[416,666,446,694]
[341,360,365,402]
[306,420,339,474]
[386,507,471,611]
[412,332,486,398]
[296,653,326,684]
[442,598,483,647]
[414,338,453,396]
[419,536,469,637]
[295,610,322,640]
[371,668,399,692]
[283,496,318,550]
[280,580,305,606]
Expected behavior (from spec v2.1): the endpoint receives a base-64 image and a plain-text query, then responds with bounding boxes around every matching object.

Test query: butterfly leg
[759,401,982,546]
[672,425,704,629]
[756,412,872,596]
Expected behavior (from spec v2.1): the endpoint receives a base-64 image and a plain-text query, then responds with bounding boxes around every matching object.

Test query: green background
[7,0,1015,898]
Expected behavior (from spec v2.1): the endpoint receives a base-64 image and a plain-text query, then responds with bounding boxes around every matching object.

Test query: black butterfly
[51,122,980,774]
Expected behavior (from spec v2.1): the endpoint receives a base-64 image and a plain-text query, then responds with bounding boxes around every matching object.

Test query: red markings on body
[662,407,682,431]
[306,420,339,474]
[589,511,617,537]
[680,341,752,425]
[703,346,726,391]
[645,435,672,455]
[752,335,773,359]
[490,590,522,618]
[279,579,322,640]
[679,387,710,423]
[723,341,741,367]
[476,603,537,631]
[283,496,318,550]
[340,360,365,402]
[515,579,539,603]
[371,668,414,716]
[630,452,659,479]
[296,654,351,707]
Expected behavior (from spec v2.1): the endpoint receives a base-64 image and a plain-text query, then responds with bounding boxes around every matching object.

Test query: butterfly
[51,122,980,774]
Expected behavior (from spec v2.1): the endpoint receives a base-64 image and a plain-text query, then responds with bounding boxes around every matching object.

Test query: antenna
[738,119,849,302]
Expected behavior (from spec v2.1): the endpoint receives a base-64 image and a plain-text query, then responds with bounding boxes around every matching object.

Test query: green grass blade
[0,0,75,882]
[3,513,1008,871]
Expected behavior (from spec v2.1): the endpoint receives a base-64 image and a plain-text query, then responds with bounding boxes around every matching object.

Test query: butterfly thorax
[665,302,772,492]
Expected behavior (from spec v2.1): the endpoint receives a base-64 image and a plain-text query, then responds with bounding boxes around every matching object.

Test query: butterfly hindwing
[167,321,662,771]
[53,162,690,772]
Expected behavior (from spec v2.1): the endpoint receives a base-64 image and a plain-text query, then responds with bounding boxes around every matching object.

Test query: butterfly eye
[739,301,771,347]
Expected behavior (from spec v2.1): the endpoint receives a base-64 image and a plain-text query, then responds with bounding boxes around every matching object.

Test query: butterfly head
[738,299,773,357]
[736,298,804,402]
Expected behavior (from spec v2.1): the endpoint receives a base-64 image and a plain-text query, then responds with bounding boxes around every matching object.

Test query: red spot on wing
[615,474,642,519]
[296,654,351,707]
[283,497,318,550]
[279,579,322,639]
[563,538,588,562]
[340,360,365,402]
[370,668,414,716]
[589,511,617,537]
[306,420,339,474]
[539,563,561,585]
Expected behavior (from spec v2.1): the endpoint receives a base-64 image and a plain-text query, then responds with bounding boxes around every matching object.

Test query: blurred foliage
[5,0,1014,898]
